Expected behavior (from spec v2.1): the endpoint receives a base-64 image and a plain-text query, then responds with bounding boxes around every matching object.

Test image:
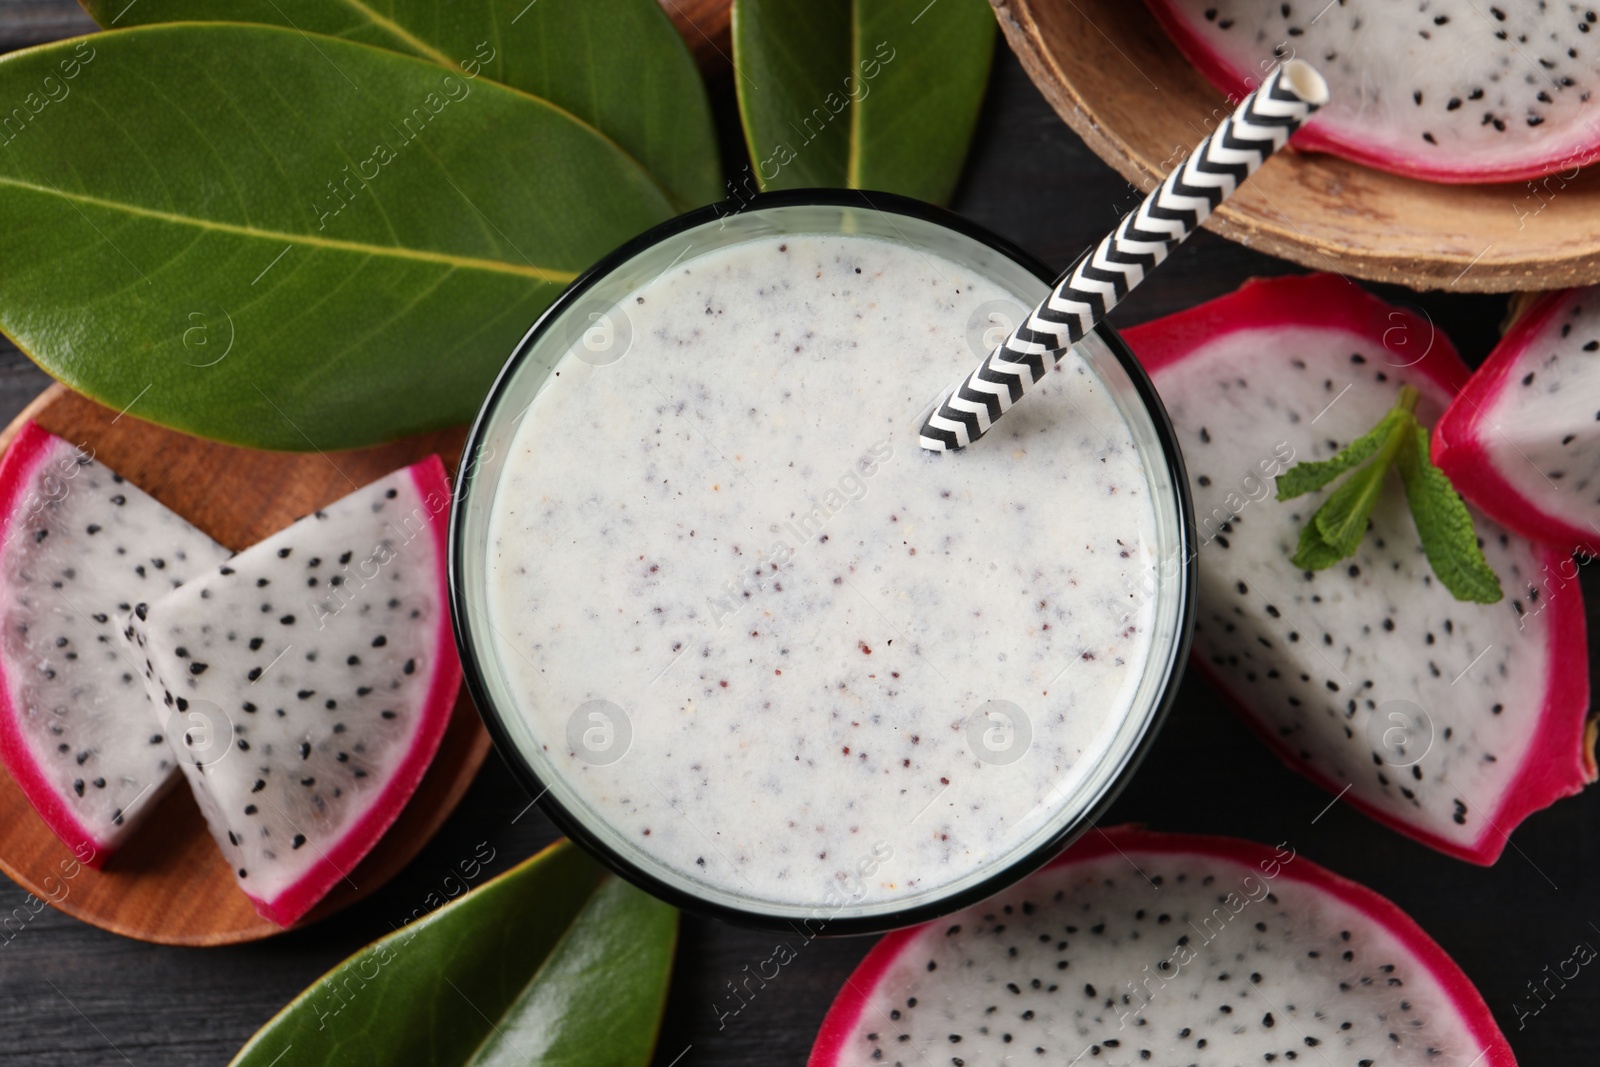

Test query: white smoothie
[484,232,1162,910]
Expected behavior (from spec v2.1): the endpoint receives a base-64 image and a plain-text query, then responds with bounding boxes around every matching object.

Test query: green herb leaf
[0,25,677,449]
[79,0,721,210]
[230,840,679,1067]
[1277,383,1504,603]
[1313,452,1396,558]
[1275,409,1400,500]
[1290,516,1347,571]
[1397,425,1505,604]
[731,0,996,204]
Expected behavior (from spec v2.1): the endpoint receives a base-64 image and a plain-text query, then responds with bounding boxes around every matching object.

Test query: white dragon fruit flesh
[809,827,1514,1067]
[1144,0,1600,183]
[1124,273,1592,864]
[124,456,460,925]
[1435,284,1600,558]
[0,421,231,863]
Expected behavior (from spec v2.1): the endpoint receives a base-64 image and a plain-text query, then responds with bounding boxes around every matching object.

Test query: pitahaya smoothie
[465,205,1190,926]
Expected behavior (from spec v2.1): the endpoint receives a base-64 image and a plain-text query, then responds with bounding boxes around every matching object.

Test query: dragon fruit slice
[810,827,1514,1067]
[1434,286,1600,558]
[1144,0,1600,183]
[1124,274,1592,864]
[124,457,460,925]
[0,422,231,863]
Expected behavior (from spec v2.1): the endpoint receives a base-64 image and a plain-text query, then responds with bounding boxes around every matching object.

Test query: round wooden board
[993,0,1600,292]
[0,386,492,945]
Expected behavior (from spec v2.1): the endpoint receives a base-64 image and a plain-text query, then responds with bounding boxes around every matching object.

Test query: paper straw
[918,60,1330,452]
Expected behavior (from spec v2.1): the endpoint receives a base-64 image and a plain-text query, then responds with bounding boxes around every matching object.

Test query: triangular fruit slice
[1124,274,1592,863]
[125,456,460,925]
[1434,285,1600,558]
[0,422,231,863]
[811,827,1515,1067]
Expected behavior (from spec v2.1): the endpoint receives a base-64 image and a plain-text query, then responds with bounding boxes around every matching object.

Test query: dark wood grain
[0,2,1594,1064]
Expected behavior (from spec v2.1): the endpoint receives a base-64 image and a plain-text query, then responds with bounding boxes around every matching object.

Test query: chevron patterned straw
[918,60,1330,452]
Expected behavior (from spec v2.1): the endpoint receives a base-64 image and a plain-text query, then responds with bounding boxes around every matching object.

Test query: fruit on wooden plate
[1144,0,1600,183]
[0,422,231,863]
[124,457,460,925]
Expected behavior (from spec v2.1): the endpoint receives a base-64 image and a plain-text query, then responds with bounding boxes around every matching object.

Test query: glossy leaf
[730,0,995,204]
[78,0,721,211]
[0,25,676,449]
[231,840,679,1067]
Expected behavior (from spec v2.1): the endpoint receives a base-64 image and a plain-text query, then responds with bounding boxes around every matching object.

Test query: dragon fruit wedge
[1434,285,1600,558]
[809,827,1515,1067]
[1124,274,1593,864]
[124,456,460,926]
[0,421,231,864]
[1143,0,1600,183]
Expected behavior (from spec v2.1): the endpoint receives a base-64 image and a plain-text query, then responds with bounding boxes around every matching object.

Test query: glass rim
[448,188,1198,936]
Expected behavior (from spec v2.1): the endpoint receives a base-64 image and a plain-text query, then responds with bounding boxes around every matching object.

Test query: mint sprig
[1276,385,1503,604]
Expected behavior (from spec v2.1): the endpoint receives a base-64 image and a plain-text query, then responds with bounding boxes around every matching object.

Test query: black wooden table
[0,4,1594,1064]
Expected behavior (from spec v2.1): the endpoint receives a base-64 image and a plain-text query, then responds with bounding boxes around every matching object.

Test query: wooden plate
[660,0,733,76]
[993,0,1600,292]
[0,386,491,945]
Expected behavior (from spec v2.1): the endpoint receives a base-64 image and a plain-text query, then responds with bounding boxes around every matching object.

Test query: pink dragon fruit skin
[1125,274,1593,865]
[1434,287,1600,559]
[810,827,1516,1067]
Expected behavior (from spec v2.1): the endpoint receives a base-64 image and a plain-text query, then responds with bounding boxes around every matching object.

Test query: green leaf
[1289,516,1346,571]
[1313,454,1395,558]
[1397,425,1504,604]
[78,0,721,210]
[230,840,679,1067]
[1275,409,1400,500]
[730,0,996,204]
[0,25,677,449]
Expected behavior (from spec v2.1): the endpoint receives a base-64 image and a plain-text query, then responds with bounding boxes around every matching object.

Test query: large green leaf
[231,840,679,1066]
[78,0,721,210]
[730,0,995,204]
[0,25,676,449]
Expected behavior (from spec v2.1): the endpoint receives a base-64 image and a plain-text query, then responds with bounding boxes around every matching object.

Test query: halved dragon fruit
[1144,0,1600,183]
[124,457,459,925]
[810,827,1514,1067]
[0,422,231,863]
[1124,274,1592,864]
[1434,285,1600,558]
